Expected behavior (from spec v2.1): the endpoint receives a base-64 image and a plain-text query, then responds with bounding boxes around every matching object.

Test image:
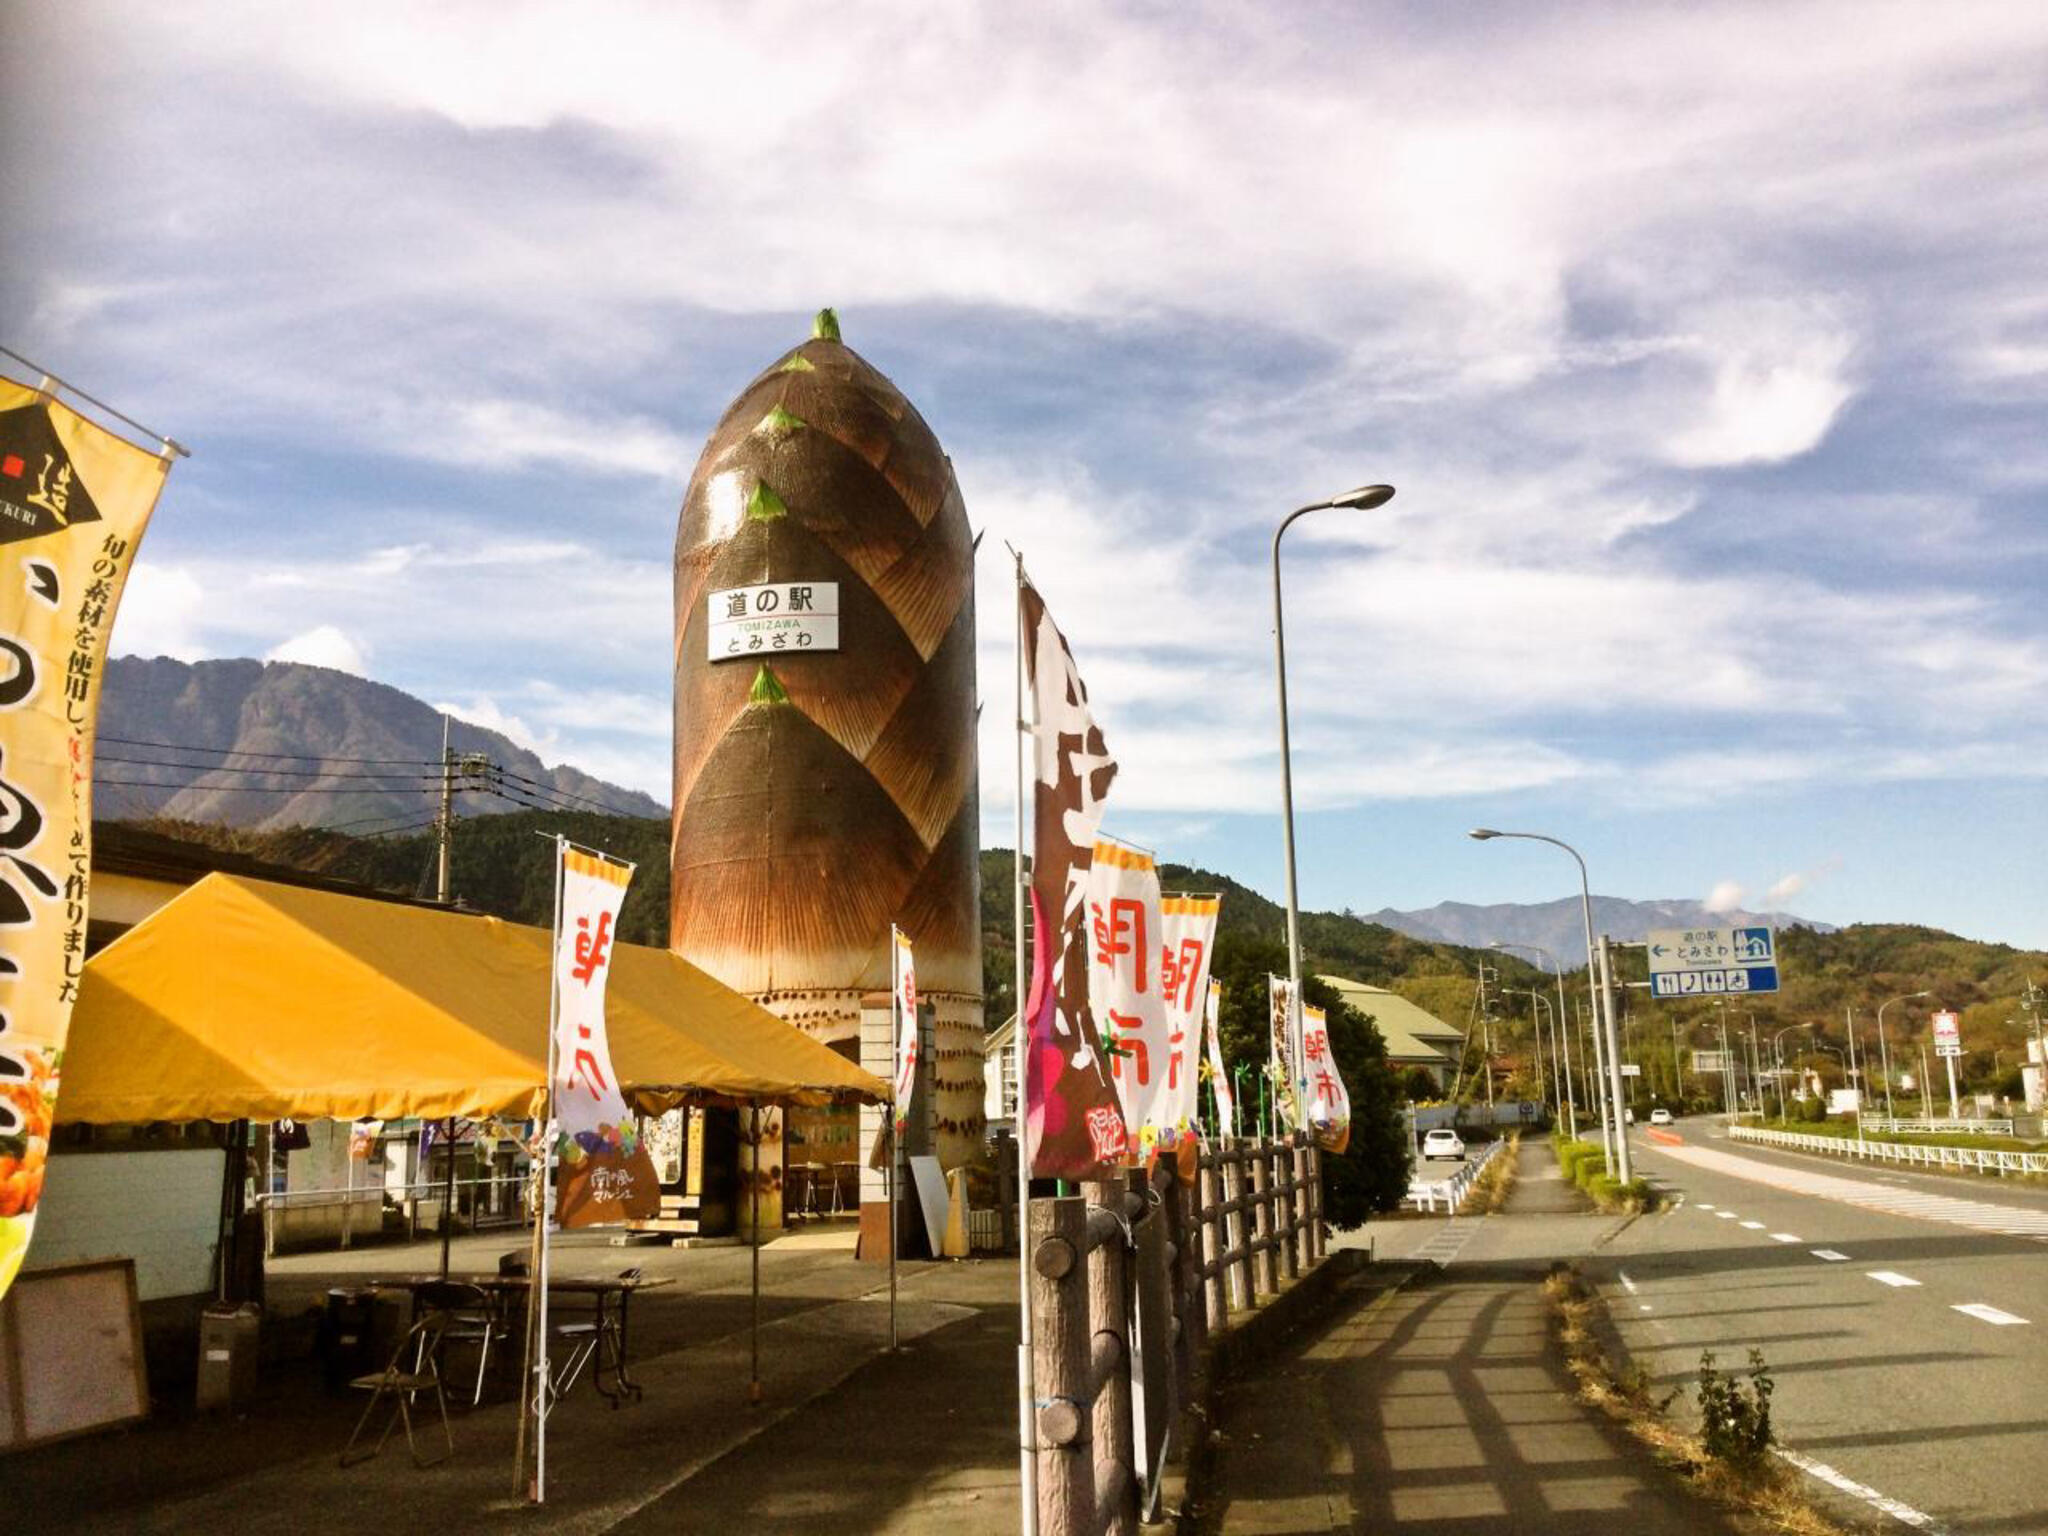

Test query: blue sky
[7,2,2047,946]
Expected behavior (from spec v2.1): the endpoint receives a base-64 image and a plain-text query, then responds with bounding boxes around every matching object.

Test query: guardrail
[1859,1116,2014,1137]
[255,1172,530,1252]
[1732,1124,2048,1177]
[1404,1136,1506,1213]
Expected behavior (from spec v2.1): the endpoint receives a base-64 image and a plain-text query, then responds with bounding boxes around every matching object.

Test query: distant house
[983,1014,1021,1129]
[1317,976,1463,1091]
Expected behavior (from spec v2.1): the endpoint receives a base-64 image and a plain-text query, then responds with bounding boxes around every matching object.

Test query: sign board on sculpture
[1647,926,1779,998]
[1932,1010,1963,1059]
[707,581,839,660]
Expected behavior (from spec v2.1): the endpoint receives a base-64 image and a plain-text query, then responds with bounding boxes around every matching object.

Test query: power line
[489,766,633,816]
[93,778,444,795]
[97,734,438,767]
[98,756,444,782]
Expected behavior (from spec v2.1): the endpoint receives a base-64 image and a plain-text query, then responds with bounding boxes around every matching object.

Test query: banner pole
[889,925,901,1353]
[1013,549,1039,1536]
[534,835,567,1503]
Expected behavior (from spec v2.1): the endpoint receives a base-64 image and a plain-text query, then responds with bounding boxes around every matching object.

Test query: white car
[1649,1108,1674,1126]
[1421,1128,1466,1161]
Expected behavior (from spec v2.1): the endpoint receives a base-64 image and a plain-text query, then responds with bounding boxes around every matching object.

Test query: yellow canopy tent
[57,872,886,1124]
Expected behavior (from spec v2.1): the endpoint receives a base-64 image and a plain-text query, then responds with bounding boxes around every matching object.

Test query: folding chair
[411,1280,502,1408]
[552,1268,642,1405]
[340,1310,453,1468]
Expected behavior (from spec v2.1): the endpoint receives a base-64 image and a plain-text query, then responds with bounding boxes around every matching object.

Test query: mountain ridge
[1366,896,1833,970]
[99,655,664,830]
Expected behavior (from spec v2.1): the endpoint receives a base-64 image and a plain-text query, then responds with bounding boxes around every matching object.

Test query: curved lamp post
[1273,484,1395,1122]
[1875,990,1932,1124]
[1470,828,1630,1181]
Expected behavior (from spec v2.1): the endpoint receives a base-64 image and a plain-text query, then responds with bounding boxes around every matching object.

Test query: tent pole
[439,1115,456,1279]
[888,1111,899,1351]
[749,1101,763,1404]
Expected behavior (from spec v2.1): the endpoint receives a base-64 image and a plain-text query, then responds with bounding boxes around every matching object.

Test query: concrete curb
[1164,1249,1409,1532]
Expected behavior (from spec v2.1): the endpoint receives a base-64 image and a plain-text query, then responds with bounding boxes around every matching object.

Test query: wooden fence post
[1176,1155,1207,1365]
[1308,1144,1325,1262]
[1081,1173,1135,1536]
[1030,1195,1093,1535]
[1200,1154,1226,1330]
[1286,1146,1302,1277]
[1277,1138,1300,1283]
[1250,1142,1277,1298]
[1224,1147,1253,1311]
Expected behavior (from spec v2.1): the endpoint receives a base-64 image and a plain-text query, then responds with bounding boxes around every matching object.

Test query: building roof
[1317,975,1463,1064]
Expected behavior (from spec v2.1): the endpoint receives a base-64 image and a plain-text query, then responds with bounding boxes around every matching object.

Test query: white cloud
[431,694,552,756]
[1705,880,1746,913]
[110,564,208,660]
[266,624,370,676]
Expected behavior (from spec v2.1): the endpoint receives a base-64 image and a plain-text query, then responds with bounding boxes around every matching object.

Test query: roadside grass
[1459,1132,1520,1214]
[1544,1264,1852,1536]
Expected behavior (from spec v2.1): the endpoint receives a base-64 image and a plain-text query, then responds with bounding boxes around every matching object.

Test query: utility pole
[1597,935,1632,1182]
[436,716,456,905]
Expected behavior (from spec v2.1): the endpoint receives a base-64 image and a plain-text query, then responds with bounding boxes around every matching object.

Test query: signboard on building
[1932,1009,1963,1059]
[1647,926,1779,998]
[707,581,839,660]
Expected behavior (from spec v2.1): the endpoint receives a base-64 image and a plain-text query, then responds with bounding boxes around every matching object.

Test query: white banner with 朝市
[1156,895,1219,1147]
[1087,837,1169,1158]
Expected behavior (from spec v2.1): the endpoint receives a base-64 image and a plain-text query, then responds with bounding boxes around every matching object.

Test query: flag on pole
[1086,837,1170,1159]
[1268,975,1307,1132]
[1301,1004,1351,1153]
[551,846,659,1227]
[1202,979,1235,1140]
[891,925,919,1137]
[1156,894,1219,1149]
[1020,577,1126,1179]
[0,377,174,1302]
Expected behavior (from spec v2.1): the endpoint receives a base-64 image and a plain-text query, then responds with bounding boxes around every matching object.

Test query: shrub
[1697,1348,1774,1464]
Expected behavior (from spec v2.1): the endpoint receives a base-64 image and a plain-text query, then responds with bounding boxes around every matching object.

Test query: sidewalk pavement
[16,1223,1020,1535]
[1201,1139,1739,1534]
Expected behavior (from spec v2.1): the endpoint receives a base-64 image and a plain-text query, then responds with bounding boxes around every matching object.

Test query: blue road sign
[1646,925,1780,996]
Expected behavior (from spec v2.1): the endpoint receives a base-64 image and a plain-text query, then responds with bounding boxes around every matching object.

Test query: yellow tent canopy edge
[56,872,887,1126]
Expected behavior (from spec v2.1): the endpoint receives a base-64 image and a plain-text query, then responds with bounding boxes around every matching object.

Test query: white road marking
[1775,1447,1951,1534]
[1867,1271,1921,1287]
[1618,1271,1639,1295]
[1648,1141,2048,1242]
[1770,1233,1800,1243]
[1697,1202,1716,1210]
[1717,1211,1738,1220]
[1811,1249,1850,1261]
[1739,1220,1765,1229]
[1952,1303,2029,1326]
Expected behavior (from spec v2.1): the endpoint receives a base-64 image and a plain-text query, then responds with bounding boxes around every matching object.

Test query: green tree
[1208,931,1411,1227]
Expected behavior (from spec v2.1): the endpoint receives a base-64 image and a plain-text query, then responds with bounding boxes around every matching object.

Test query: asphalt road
[1597,1119,2048,1535]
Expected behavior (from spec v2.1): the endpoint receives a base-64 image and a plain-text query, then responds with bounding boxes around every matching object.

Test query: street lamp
[1875,990,1932,1125]
[1273,484,1395,1125]
[1773,1023,1814,1117]
[1494,941,1575,1139]
[1469,828,1631,1182]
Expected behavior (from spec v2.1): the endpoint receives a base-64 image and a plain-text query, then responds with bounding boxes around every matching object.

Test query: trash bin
[197,1303,262,1412]
[320,1287,375,1393]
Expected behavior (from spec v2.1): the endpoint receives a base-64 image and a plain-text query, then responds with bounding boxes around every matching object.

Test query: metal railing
[1733,1123,2048,1177]
[255,1172,530,1252]
[1404,1136,1506,1213]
